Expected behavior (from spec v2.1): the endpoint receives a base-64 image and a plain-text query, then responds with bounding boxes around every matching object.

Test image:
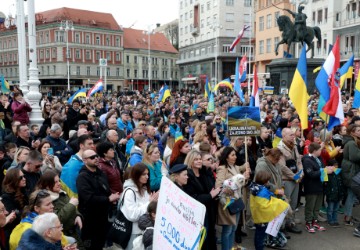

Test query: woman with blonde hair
[163,136,175,166]
[11,146,30,168]
[192,131,209,151]
[194,121,207,134]
[143,145,167,192]
[183,150,220,250]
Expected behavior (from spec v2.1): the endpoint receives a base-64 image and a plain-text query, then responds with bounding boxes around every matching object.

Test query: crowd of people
[0,86,359,250]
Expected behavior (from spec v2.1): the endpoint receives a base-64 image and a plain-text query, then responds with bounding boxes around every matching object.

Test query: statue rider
[284,5,307,43]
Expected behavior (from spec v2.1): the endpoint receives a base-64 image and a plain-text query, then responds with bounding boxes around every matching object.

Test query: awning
[181,77,198,81]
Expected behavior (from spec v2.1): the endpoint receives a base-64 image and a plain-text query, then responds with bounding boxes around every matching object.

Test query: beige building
[254,0,294,73]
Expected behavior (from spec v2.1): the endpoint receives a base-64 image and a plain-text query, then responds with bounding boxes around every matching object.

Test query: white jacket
[120,179,150,234]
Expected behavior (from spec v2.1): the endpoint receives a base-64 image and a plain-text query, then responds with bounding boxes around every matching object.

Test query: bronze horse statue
[275,15,321,58]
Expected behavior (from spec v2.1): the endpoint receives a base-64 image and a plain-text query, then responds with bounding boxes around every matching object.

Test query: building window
[106,37,110,46]
[76,66,80,75]
[85,35,91,44]
[116,53,121,61]
[226,0,234,6]
[324,8,328,23]
[87,66,91,76]
[126,55,130,63]
[266,14,272,29]
[75,50,81,59]
[40,50,44,59]
[323,39,327,54]
[134,69,138,78]
[86,50,91,60]
[266,38,271,53]
[207,1,210,10]
[107,68,110,76]
[96,35,101,45]
[46,50,50,59]
[259,40,264,54]
[222,44,231,53]
[259,16,264,31]
[106,52,111,60]
[116,37,120,47]
[134,56,138,64]
[244,0,251,7]
[318,9,323,24]
[97,67,100,76]
[127,69,130,78]
[53,65,56,75]
[55,31,64,42]
[75,33,80,43]
[116,68,120,77]
[96,52,101,60]
[52,48,56,58]
[225,13,235,22]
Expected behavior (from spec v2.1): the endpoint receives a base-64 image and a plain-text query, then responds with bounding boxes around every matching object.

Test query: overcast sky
[3,0,178,29]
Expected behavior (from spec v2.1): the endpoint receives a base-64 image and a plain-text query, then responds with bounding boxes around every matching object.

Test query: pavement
[233,199,360,250]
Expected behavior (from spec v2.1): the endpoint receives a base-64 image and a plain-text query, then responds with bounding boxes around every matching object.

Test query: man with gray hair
[46,124,73,165]
[17,213,75,250]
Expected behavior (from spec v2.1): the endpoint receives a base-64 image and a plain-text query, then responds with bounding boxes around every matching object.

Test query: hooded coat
[17,229,62,250]
[341,135,360,187]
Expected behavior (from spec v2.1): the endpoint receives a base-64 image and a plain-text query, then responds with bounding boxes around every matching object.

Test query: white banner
[266,206,289,237]
[153,177,206,250]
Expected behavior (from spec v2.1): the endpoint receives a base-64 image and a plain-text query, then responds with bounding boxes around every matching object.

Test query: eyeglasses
[85,154,99,160]
[33,190,49,206]
[50,224,63,230]
[18,175,25,180]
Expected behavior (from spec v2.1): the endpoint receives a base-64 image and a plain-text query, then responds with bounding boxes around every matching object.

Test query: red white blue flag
[229,25,250,52]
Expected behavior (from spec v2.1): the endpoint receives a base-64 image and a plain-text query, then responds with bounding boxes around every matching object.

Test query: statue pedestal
[267,58,324,95]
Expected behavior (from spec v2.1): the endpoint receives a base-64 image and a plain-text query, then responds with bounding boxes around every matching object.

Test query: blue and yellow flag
[175,131,184,142]
[60,155,84,198]
[157,85,171,103]
[289,45,309,129]
[67,88,87,104]
[207,92,215,113]
[353,74,360,108]
[339,55,354,88]
[250,185,289,224]
[213,78,233,92]
[0,75,10,93]
[204,76,211,98]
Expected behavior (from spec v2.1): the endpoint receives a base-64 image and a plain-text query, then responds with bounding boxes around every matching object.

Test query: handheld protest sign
[153,177,206,250]
[227,106,261,137]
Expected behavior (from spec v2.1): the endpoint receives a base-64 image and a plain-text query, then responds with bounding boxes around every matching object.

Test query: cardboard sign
[266,207,289,237]
[227,106,261,136]
[153,177,206,250]
[263,86,274,95]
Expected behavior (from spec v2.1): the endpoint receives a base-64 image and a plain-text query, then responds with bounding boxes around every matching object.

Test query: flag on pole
[204,76,211,98]
[289,45,309,130]
[67,88,87,104]
[339,55,354,88]
[157,85,171,103]
[229,25,250,52]
[87,79,104,97]
[234,58,245,102]
[239,55,247,82]
[207,92,215,113]
[250,64,259,107]
[353,74,360,108]
[315,36,344,130]
[0,75,10,93]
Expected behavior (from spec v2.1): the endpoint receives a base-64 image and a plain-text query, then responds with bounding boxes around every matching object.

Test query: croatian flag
[87,79,104,97]
[229,25,250,52]
[250,64,259,107]
[239,55,247,82]
[315,36,344,130]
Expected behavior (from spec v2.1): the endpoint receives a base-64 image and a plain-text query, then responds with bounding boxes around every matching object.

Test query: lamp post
[60,20,74,92]
[143,26,154,92]
[16,0,28,95]
[26,0,43,125]
[210,22,222,88]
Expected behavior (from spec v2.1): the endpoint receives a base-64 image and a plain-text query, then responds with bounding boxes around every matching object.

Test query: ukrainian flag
[204,76,211,98]
[175,131,184,142]
[250,185,289,224]
[60,155,84,198]
[207,92,215,113]
[339,55,354,88]
[353,73,360,108]
[67,88,87,104]
[0,75,10,93]
[213,78,234,92]
[157,85,171,103]
[289,45,309,130]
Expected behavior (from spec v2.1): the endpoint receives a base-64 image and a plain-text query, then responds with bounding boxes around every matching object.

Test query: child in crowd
[250,170,289,250]
[302,142,334,233]
[324,159,343,227]
[135,201,157,250]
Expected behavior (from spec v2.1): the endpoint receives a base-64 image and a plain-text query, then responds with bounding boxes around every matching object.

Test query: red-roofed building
[0,7,124,93]
[123,28,179,91]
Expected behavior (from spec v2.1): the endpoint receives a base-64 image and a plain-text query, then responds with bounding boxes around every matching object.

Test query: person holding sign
[216,147,250,250]
[183,150,221,250]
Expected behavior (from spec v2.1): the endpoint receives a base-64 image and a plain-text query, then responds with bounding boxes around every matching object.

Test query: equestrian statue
[274,4,321,58]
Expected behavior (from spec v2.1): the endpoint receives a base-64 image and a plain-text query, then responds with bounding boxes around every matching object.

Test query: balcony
[190,25,200,37]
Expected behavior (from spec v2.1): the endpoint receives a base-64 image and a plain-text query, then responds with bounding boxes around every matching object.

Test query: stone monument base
[267,58,324,95]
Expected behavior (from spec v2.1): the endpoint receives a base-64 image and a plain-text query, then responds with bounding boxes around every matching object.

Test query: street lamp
[143,26,154,92]
[60,20,74,92]
[210,21,222,88]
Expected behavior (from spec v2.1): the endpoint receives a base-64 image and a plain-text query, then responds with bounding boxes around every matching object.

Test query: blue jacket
[129,147,143,167]
[117,118,133,135]
[145,161,162,192]
[45,135,73,165]
[17,228,62,250]
[126,138,135,156]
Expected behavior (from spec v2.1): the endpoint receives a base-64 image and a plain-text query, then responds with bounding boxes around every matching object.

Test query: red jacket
[98,158,123,193]
[11,101,32,124]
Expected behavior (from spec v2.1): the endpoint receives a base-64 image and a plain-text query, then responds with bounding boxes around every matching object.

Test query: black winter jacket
[302,155,324,195]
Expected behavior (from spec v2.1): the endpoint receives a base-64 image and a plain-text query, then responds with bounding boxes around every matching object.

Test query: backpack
[132,227,154,250]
